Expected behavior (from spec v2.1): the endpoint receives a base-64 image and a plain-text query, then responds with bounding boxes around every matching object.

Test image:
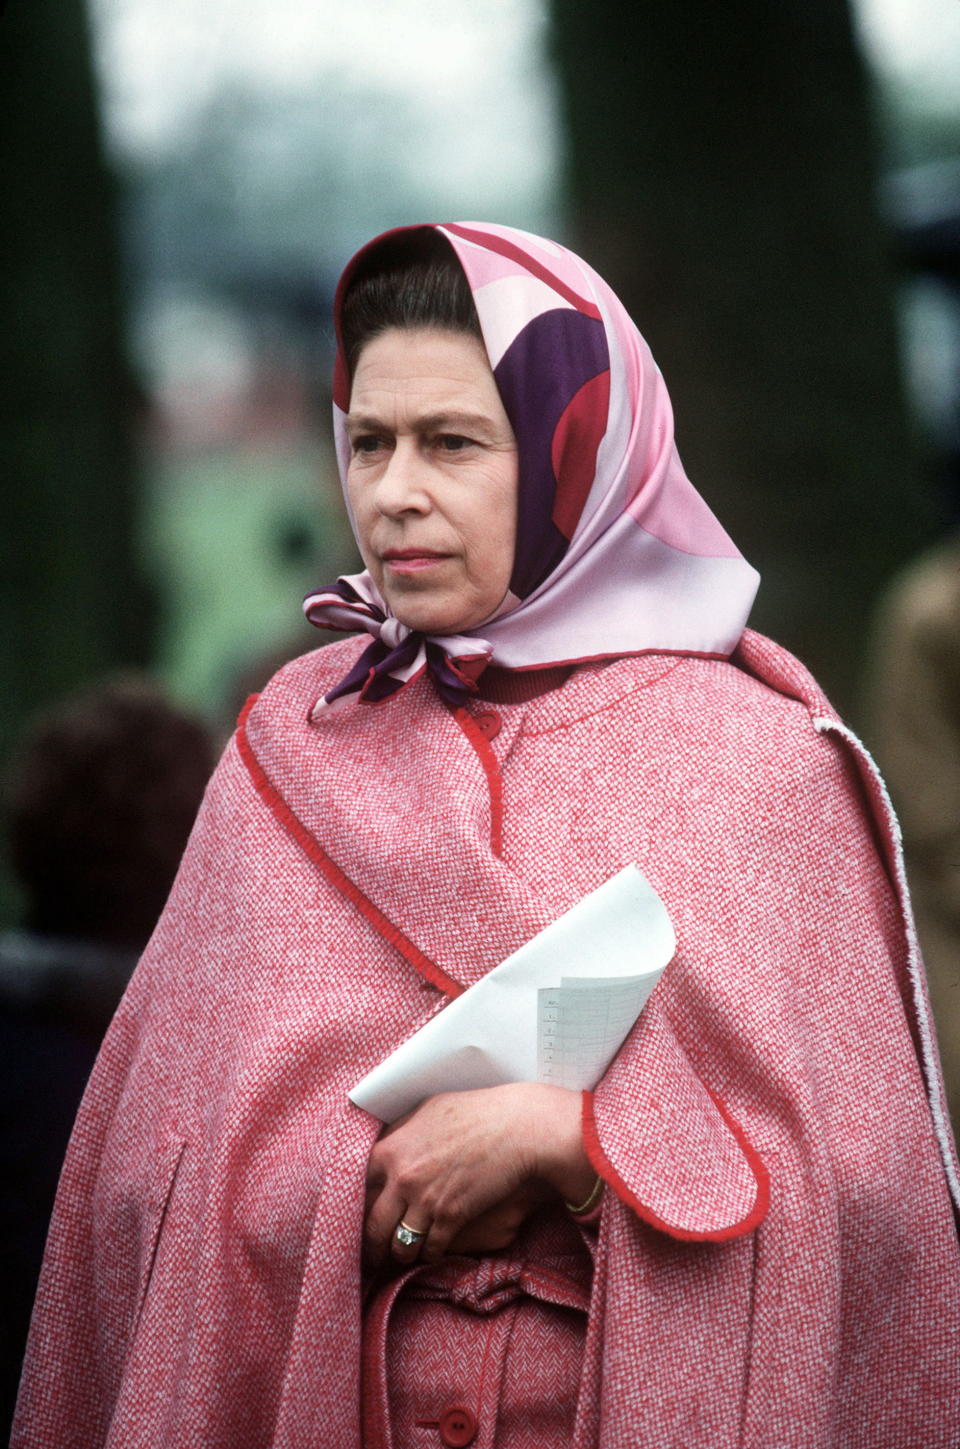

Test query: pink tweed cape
[13,629,960,1447]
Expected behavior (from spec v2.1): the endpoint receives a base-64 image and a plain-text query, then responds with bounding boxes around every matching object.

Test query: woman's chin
[383,585,484,637]
[391,609,480,636]
[386,589,512,637]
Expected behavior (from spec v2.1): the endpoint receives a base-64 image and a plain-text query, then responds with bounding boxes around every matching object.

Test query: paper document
[349,864,674,1123]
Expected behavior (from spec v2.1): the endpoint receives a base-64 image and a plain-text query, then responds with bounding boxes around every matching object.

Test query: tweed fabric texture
[13,630,960,1448]
[363,1210,590,1448]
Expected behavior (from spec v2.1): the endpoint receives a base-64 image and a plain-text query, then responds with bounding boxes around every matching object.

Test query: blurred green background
[2,0,959,928]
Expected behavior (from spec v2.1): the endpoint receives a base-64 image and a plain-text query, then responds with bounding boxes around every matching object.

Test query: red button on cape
[438,1404,478,1447]
[472,709,501,740]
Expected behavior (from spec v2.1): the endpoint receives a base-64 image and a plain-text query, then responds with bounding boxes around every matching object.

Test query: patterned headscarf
[304,222,759,714]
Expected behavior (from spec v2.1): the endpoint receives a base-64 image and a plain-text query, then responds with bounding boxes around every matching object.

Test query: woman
[13,223,960,1448]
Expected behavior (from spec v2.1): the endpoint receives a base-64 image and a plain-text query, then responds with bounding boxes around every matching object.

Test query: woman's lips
[381,550,450,575]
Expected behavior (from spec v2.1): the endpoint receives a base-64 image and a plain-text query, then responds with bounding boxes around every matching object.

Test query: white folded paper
[349,864,675,1123]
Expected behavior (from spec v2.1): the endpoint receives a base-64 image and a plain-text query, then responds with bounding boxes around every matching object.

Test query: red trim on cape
[482,645,731,674]
[236,695,464,1000]
[580,1088,770,1243]
[452,706,504,857]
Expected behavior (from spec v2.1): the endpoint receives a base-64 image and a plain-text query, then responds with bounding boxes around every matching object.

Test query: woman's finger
[447,1181,549,1255]
[363,1183,407,1268]
[365,1179,462,1267]
[417,1209,464,1265]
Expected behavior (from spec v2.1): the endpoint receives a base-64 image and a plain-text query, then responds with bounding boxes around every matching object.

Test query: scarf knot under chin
[303,578,492,718]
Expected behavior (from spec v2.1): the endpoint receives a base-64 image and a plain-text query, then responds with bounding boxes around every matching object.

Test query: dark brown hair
[339,229,482,380]
[7,675,215,950]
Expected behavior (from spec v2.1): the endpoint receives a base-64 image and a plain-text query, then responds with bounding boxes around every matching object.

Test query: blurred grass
[143,441,358,725]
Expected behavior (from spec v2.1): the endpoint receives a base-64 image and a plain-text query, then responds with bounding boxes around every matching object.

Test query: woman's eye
[437,434,471,453]
[352,435,384,455]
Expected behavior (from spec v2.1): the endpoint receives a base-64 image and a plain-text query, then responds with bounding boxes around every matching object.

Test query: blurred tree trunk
[548,0,926,716]
[0,0,153,915]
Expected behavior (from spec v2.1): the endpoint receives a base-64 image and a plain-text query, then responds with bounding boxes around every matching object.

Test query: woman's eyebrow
[415,410,494,433]
[345,412,386,433]
[346,409,496,434]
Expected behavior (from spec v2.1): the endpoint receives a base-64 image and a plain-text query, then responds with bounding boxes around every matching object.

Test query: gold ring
[395,1219,428,1248]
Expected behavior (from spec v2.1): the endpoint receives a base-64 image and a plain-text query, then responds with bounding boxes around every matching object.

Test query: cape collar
[238,633,839,997]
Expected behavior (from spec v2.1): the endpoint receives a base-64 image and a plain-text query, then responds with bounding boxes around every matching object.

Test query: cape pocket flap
[584,1004,768,1241]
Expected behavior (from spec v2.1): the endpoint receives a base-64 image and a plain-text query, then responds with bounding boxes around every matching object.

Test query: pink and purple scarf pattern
[304,222,759,713]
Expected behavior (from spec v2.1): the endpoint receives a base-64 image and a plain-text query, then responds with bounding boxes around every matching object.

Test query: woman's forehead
[347,328,511,430]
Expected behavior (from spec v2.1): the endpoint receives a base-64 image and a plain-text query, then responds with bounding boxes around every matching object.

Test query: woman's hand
[445,1180,553,1256]
[363,1082,595,1267]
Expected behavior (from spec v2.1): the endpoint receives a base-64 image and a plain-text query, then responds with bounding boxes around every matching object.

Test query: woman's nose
[373,444,431,517]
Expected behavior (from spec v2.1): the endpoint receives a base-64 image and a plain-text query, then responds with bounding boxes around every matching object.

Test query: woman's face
[345,326,518,636]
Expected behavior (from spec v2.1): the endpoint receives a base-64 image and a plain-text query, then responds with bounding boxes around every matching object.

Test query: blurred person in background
[868,527,960,1124]
[1,675,214,1437]
[868,520,960,1133]
[867,189,960,1141]
[12,226,960,1448]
